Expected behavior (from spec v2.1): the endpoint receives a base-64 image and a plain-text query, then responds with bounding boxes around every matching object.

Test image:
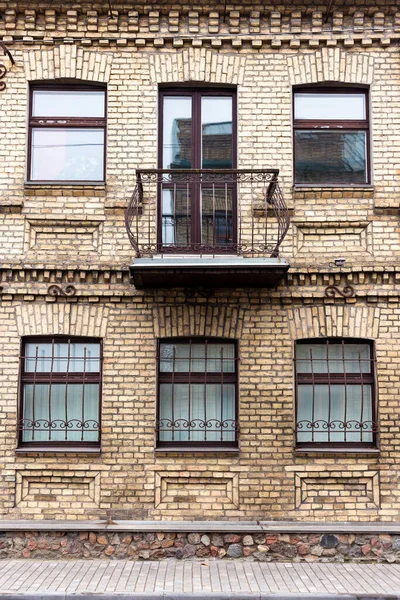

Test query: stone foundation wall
[3,530,400,563]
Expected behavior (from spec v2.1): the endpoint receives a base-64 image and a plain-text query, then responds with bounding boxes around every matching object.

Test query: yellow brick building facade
[1,1,400,533]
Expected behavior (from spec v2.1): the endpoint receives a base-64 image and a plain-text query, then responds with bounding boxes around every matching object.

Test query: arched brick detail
[287,304,380,340]
[152,304,244,339]
[149,48,246,85]
[15,303,110,338]
[24,45,113,82]
[288,48,374,85]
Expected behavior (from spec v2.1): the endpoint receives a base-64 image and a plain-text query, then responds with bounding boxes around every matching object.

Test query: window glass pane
[296,343,371,374]
[160,342,235,373]
[32,90,105,118]
[294,93,366,120]
[297,384,373,443]
[159,383,235,442]
[162,189,191,247]
[295,130,367,184]
[25,342,100,373]
[201,188,233,247]
[163,97,192,169]
[22,383,99,442]
[201,97,233,168]
[31,128,104,181]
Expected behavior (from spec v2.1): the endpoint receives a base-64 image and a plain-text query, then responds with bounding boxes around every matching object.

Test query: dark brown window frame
[293,86,371,186]
[156,337,239,449]
[18,336,102,449]
[28,83,107,184]
[295,338,378,449]
[158,88,238,252]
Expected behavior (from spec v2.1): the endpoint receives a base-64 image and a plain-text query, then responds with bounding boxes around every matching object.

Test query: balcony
[125,169,290,289]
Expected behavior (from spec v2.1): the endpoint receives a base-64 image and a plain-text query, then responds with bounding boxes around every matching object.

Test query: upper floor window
[294,88,370,185]
[157,338,238,448]
[18,337,102,448]
[295,338,377,448]
[28,85,106,182]
[159,88,237,252]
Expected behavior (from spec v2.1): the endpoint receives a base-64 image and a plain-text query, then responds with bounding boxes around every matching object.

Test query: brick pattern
[288,48,374,86]
[14,303,110,338]
[23,45,113,82]
[0,0,400,528]
[149,48,247,85]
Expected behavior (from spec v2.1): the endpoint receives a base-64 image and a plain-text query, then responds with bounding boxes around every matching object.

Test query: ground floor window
[157,338,238,448]
[18,337,101,447]
[295,338,377,447]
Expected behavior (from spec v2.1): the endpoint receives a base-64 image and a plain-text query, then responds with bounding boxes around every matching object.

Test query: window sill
[293,184,374,188]
[295,447,379,455]
[293,184,374,192]
[16,446,101,454]
[24,181,106,197]
[155,446,239,454]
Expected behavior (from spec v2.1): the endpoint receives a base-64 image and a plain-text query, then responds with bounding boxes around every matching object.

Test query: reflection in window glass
[294,131,367,185]
[161,189,191,247]
[201,97,233,169]
[32,90,105,118]
[160,342,235,373]
[294,93,366,120]
[163,97,192,169]
[31,129,104,181]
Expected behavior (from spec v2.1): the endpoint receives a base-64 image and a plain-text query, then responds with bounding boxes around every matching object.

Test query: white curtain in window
[297,383,372,443]
[159,383,235,442]
[23,383,99,442]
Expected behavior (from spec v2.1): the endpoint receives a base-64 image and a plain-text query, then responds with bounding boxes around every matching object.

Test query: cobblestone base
[2,531,400,562]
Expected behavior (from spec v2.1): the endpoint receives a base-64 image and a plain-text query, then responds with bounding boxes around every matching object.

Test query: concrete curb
[0,593,398,600]
[2,520,400,534]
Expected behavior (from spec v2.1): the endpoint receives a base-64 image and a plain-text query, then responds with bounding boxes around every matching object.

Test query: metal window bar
[296,340,377,446]
[19,339,101,446]
[359,347,365,443]
[64,339,71,441]
[341,340,348,443]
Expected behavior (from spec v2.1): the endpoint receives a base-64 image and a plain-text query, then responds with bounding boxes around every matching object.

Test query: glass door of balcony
[159,89,237,253]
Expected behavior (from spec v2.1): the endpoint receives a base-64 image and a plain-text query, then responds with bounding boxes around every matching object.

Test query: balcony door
[159,89,237,252]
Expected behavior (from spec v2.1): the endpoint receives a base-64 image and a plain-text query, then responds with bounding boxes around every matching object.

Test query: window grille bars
[295,339,377,447]
[18,338,101,446]
[157,339,239,447]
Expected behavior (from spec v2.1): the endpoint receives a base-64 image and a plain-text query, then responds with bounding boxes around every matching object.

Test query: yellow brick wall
[0,1,400,521]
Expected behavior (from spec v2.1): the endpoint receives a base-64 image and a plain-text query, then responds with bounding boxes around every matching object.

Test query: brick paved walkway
[0,560,399,598]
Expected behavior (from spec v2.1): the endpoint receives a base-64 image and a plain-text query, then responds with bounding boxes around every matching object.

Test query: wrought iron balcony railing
[125,169,290,258]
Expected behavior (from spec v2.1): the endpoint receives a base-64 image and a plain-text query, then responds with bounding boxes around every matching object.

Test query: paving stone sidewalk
[0,560,399,599]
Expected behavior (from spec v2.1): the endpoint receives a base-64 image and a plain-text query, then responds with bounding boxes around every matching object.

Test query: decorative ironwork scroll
[47,284,77,297]
[324,285,355,299]
[0,42,15,92]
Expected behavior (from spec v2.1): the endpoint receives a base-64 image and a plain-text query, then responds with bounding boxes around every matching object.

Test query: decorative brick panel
[25,219,102,255]
[15,470,101,511]
[155,472,239,510]
[294,471,380,511]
